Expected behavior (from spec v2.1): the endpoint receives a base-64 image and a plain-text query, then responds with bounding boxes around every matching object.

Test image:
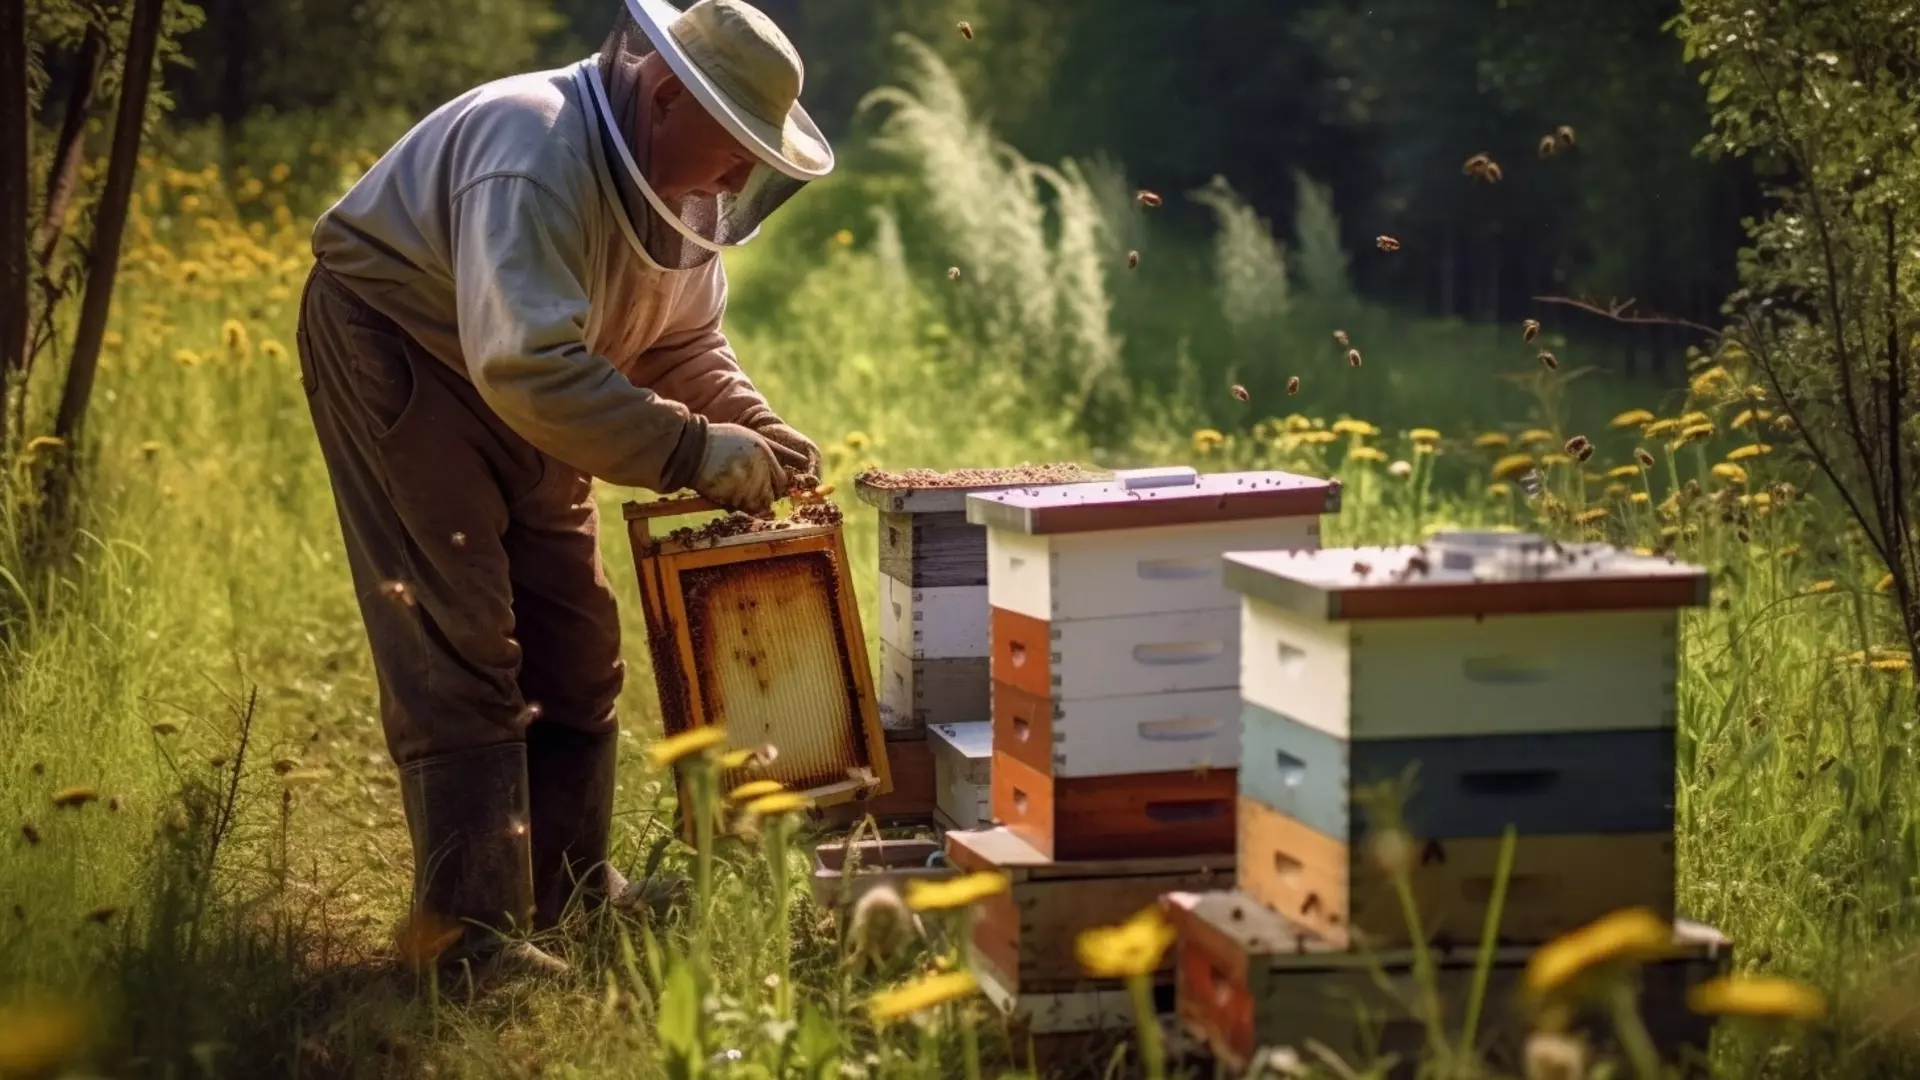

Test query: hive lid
[1222,531,1710,621]
[853,464,1110,514]
[928,720,993,760]
[964,467,1340,535]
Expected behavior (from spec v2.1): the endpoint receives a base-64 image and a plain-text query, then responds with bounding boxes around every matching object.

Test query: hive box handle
[1461,654,1555,684]
[1136,557,1214,581]
[1133,641,1227,666]
[1117,466,1199,491]
[1273,749,1308,788]
[1135,716,1224,741]
[1144,799,1230,824]
[1459,768,1560,796]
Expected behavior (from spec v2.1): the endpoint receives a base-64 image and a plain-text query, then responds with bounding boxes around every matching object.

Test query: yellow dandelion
[1643,418,1684,438]
[1492,453,1537,480]
[1297,430,1339,446]
[1607,465,1642,480]
[1687,976,1826,1022]
[1631,492,1650,506]
[905,871,1009,912]
[1877,573,1896,593]
[266,284,291,302]
[1283,415,1314,433]
[0,999,89,1077]
[1808,580,1836,593]
[1487,483,1513,499]
[729,780,784,801]
[1609,409,1656,429]
[1525,907,1676,999]
[24,435,65,455]
[1076,905,1178,979]
[261,340,287,360]
[1573,507,1610,526]
[1605,483,1629,498]
[1777,543,1801,558]
[103,331,124,348]
[844,431,870,451]
[1725,444,1771,461]
[1679,411,1711,427]
[1348,446,1388,464]
[1331,419,1381,438]
[1193,428,1226,454]
[221,319,250,351]
[1540,452,1574,468]
[1633,546,1654,556]
[1518,428,1556,448]
[1473,432,1511,450]
[1669,423,1716,450]
[646,727,727,768]
[869,970,978,1024]
[718,749,757,770]
[1712,463,1749,485]
[1689,366,1729,395]
[179,193,201,213]
[1870,657,1911,673]
[1408,427,1441,443]
[1740,492,1773,509]
[173,349,201,367]
[1730,409,1755,429]
[832,229,855,248]
[745,792,812,816]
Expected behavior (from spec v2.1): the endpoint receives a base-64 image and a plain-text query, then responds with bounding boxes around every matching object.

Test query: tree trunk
[55,0,165,442]
[33,24,105,268]
[1,0,29,380]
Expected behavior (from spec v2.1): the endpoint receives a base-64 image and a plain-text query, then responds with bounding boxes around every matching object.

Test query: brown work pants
[295,264,624,764]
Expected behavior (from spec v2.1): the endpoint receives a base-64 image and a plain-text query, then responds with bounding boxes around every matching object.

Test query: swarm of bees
[1462,153,1503,183]
[956,20,973,40]
[1135,189,1163,209]
[1230,384,1250,402]
[1375,235,1401,252]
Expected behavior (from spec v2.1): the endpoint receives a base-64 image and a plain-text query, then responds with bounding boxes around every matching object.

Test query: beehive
[947,827,1232,996]
[1221,531,1709,946]
[967,466,1340,859]
[1163,889,1730,1077]
[928,721,993,830]
[625,497,891,836]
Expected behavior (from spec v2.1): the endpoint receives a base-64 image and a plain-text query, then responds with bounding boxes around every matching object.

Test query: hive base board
[977,963,1203,1080]
[1238,795,1675,948]
[808,837,952,913]
[993,752,1237,860]
[1163,888,1730,1077]
[947,826,1235,994]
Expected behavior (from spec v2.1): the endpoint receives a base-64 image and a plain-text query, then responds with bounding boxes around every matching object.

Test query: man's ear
[653,72,687,113]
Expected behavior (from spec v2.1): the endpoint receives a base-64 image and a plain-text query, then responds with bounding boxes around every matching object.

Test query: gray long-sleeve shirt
[310,61,775,493]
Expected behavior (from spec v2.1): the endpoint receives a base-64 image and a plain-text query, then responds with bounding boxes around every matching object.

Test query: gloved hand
[693,424,784,515]
[750,418,822,486]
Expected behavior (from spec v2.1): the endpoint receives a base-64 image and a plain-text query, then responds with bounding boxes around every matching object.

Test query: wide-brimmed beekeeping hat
[584,0,833,270]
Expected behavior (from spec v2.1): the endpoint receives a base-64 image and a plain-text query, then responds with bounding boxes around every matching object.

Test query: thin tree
[1,0,28,383]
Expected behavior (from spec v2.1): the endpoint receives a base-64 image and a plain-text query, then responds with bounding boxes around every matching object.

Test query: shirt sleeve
[448,173,709,491]
[634,256,776,429]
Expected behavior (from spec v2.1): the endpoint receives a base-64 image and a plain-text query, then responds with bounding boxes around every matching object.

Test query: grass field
[3,50,1919,1080]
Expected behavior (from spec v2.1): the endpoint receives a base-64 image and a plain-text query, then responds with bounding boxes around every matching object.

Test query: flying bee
[1483,161,1504,183]
[1565,435,1593,462]
[1636,448,1656,469]
[1523,318,1541,343]
[1230,384,1250,402]
[956,20,973,39]
[1287,376,1301,396]
[1333,329,1350,348]
[1517,468,1546,501]
[1462,152,1492,177]
[1351,561,1373,578]
[86,905,118,925]
[947,266,961,282]
[1347,348,1363,368]
[378,579,415,607]
[1537,349,1559,371]
[1375,235,1401,252]
[20,823,40,846]
[1538,136,1557,158]
[1556,124,1576,147]
[1127,250,1139,269]
[1135,189,1163,208]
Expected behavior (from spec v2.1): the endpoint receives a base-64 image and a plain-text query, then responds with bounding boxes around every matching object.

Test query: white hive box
[970,466,1340,792]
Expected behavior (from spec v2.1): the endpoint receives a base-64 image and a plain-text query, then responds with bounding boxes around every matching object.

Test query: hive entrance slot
[1459,769,1560,796]
[1273,750,1307,788]
[1145,799,1228,824]
[1272,851,1304,883]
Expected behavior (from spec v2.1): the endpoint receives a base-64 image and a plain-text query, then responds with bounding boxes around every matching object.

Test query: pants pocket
[344,319,419,441]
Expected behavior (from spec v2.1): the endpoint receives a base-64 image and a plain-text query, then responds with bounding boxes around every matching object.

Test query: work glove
[750,418,822,486]
[694,424,785,516]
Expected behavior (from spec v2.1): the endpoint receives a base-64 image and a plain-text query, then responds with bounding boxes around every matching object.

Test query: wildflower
[1298,431,1338,446]
[1348,447,1388,465]
[1518,428,1555,448]
[1632,546,1654,557]
[832,229,854,248]
[1487,483,1512,499]
[1284,415,1314,433]
[0,999,89,1077]
[1778,543,1801,557]
[1877,573,1895,593]
[1870,657,1911,673]
[869,971,977,1024]
[1408,428,1441,443]
[261,340,287,360]
[1540,453,1574,468]
[1523,1031,1588,1080]
[1525,907,1675,999]
[1689,366,1729,395]
[1605,483,1629,498]
[1630,492,1650,506]
[1670,423,1716,450]
[1368,829,1414,876]
[1711,464,1749,485]
[745,792,811,816]
[1610,409,1656,429]
[173,349,201,367]
[1388,460,1413,479]
[844,431,870,451]
[1679,411,1711,427]
[1644,418,1683,438]
[1726,444,1771,461]
[103,331,124,348]
[221,319,250,351]
[1076,905,1178,978]
[1573,508,1609,526]
[1606,465,1641,480]
[1192,429,1225,454]
[905,871,1009,912]
[1687,975,1826,1022]
[179,194,201,213]
[1731,409,1756,429]
[646,727,727,768]
[1808,580,1836,593]
[1331,419,1379,437]
[51,788,98,810]
[1492,454,1537,480]
[24,435,65,457]
[729,780,784,801]
[1635,448,1656,469]
[1473,432,1511,450]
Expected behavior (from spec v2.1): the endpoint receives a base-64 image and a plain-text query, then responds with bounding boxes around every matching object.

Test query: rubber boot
[526,723,690,927]
[399,742,569,979]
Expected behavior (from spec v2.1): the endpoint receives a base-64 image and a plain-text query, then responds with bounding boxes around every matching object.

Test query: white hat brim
[623,0,834,181]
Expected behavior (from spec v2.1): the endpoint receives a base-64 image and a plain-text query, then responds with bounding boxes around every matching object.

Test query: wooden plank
[966,470,1340,536]
[945,826,1237,883]
[994,752,1237,861]
[878,644,990,733]
[929,721,993,830]
[878,575,990,659]
[1167,888,1729,1076]
[1237,797,1676,949]
[808,838,951,912]
[987,517,1322,623]
[879,511,991,587]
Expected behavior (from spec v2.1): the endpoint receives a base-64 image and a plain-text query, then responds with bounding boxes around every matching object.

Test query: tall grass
[1,36,1918,1080]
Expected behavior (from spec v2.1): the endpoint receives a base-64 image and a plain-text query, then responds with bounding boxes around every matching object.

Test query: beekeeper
[295,0,829,978]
